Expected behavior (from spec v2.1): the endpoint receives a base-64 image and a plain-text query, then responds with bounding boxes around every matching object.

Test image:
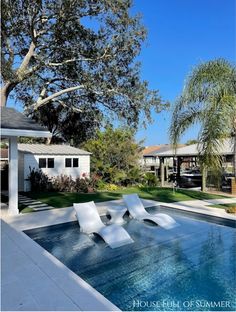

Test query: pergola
[1,107,51,215]
[156,139,234,187]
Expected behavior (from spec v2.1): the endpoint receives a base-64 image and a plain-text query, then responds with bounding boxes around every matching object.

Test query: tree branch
[16,40,36,77]
[33,85,86,110]
[1,29,14,66]
[46,48,111,67]
[51,98,83,113]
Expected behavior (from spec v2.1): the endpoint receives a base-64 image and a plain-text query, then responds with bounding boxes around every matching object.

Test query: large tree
[29,103,102,144]
[170,59,236,189]
[81,127,144,185]
[1,0,166,128]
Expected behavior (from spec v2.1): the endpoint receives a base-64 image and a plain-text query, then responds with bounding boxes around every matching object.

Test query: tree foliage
[1,0,167,129]
[28,103,102,144]
[170,58,236,177]
[185,139,199,145]
[81,127,144,185]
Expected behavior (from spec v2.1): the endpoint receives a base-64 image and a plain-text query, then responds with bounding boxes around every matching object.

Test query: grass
[25,186,227,209]
[208,203,236,209]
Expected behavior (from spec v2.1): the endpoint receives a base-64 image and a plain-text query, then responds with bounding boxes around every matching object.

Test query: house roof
[142,146,162,156]
[143,144,185,156]
[1,107,51,137]
[157,138,234,157]
[18,144,91,155]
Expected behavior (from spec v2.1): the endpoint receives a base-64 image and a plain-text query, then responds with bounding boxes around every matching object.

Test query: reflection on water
[25,209,236,311]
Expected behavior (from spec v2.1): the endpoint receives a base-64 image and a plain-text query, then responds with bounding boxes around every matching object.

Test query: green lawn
[208,203,236,209]
[25,187,227,209]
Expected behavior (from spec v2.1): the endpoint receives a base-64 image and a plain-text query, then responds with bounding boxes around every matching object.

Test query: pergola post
[8,136,19,215]
[160,157,165,187]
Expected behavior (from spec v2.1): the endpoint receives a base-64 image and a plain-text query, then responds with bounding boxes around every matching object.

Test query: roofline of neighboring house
[18,151,91,156]
[157,152,234,157]
[1,128,51,138]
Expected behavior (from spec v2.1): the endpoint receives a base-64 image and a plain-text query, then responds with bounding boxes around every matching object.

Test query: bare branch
[33,85,86,110]
[16,41,36,77]
[51,99,83,113]
[46,48,111,67]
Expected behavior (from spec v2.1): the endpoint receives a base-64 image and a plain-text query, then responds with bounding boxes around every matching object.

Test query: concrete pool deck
[1,197,236,311]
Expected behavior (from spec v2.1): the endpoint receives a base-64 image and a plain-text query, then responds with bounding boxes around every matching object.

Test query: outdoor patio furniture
[107,205,127,224]
[73,201,134,248]
[122,194,178,229]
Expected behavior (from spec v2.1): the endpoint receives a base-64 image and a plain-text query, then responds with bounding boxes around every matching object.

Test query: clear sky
[7,0,235,146]
[133,0,236,146]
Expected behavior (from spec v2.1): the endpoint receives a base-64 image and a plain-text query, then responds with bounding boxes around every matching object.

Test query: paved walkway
[18,194,54,211]
[1,220,119,311]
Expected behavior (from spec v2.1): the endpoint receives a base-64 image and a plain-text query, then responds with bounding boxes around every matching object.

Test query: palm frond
[170,58,236,176]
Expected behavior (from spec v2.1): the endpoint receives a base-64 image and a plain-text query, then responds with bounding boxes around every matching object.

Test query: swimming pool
[25,206,236,311]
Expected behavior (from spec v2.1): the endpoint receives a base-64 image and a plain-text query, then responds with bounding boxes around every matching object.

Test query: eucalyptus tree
[1,0,167,128]
[30,103,102,145]
[170,59,236,190]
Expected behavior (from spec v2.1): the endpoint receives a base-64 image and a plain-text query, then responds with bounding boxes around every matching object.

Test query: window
[39,158,54,168]
[48,158,54,168]
[39,158,46,168]
[65,158,72,167]
[73,158,79,167]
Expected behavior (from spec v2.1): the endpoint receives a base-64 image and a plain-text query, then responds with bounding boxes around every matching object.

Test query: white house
[17,144,91,191]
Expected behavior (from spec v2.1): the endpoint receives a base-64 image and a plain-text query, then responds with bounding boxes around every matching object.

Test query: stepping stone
[27,203,49,208]
[32,206,54,211]
[18,197,31,201]
[19,200,41,204]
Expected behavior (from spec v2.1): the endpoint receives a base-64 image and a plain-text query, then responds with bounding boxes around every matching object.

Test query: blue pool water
[25,207,236,311]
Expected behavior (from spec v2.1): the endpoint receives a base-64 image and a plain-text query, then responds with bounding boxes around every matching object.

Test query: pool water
[25,207,236,311]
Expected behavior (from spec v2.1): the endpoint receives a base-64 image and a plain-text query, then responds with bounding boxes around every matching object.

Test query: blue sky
[7,0,235,146]
[133,0,236,145]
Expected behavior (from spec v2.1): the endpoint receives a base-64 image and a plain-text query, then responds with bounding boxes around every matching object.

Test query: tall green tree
[1,0,167,128]
[29,103,102,145]
[81,127,143,185]
[170,59,236,190]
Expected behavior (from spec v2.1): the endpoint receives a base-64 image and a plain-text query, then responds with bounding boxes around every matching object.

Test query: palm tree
[170,59,236,191]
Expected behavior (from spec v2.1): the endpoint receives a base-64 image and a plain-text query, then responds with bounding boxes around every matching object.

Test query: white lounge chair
[123,194,178,229]
[73,201,134,249]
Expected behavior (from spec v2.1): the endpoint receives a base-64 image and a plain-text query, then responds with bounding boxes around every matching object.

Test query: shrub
[52,175,76,192]
[28,169,96,193]
[225,206,236,214]
[75,177,89,193]
[96,179,108,190]
[142,172,158,186]
[105,183,119,191]
[28,167,52,191]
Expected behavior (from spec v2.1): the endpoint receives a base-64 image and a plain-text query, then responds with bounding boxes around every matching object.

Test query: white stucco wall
[19,153,90,192]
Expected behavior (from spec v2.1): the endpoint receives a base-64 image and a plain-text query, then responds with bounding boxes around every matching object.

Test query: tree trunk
[201,166,207,192]
[1,82,17,107]
[46,136,52,145]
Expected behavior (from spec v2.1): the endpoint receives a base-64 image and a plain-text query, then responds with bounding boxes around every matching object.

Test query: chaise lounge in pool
[74,201,134,248]
[123,193,178,229]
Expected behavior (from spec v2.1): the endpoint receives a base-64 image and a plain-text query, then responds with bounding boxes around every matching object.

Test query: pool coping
[3,198,235,232]
[1,219,120,311]
[1,198,236,311]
